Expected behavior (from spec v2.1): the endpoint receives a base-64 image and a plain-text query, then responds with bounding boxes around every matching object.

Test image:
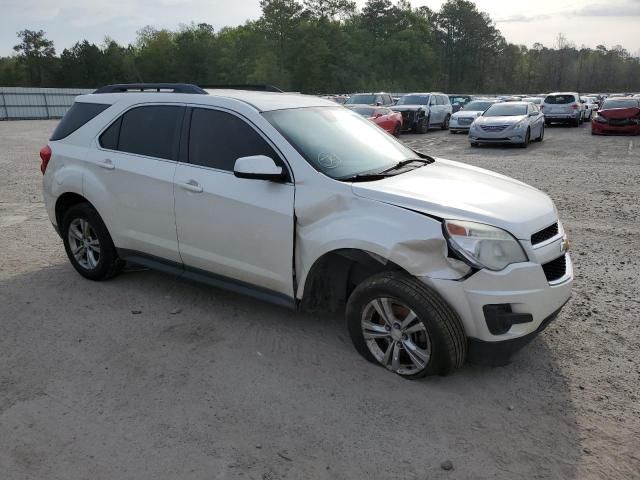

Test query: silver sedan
[468,102,545,148]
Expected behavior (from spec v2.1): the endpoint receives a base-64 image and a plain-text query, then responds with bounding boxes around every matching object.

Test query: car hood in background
[473,115,527,126]
[391,105,426,112]
[351,158,556,240]
[598,107,640,120]
[452,110,483,118]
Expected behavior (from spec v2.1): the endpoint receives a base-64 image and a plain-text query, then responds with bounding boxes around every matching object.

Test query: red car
[592,97,640,135]
[346,106,403,136]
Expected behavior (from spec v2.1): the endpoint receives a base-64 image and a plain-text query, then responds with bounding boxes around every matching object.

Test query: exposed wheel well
[55,192,92,228]
[300,249,407,313]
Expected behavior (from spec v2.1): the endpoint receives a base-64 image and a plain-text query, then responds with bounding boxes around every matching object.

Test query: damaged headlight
[443,220,528,271]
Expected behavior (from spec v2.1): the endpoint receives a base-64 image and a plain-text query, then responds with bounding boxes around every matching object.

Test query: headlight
[593,114,607,124]
[512,121,526,130]
[443,220,528,271]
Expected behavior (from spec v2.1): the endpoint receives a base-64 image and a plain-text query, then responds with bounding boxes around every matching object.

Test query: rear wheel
[62,203,123,281]
[346,272,466,378]
[537,124,545,142]
[441,114,450,130]
[573,116,580,127]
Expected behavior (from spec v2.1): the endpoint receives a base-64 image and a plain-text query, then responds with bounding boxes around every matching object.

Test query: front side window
[188,108,279,172]
[101,105,183,160]
[264,107,421,180]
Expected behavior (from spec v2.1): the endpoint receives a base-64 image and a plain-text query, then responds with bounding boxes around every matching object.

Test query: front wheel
[520,128,530,148]
[418,116,429,134]
[62,203,123,281]
[346,272,466,378]
[393,123,401,137]
[537,124,545,142]
[441,114,450,130]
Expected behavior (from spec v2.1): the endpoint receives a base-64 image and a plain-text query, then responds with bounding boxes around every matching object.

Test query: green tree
[13,29,56,85]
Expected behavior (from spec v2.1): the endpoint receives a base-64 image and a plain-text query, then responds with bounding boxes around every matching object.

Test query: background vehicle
[391,93,452,133]
[541,92,584,126]
[449,99,499,133]
[592,97,640,135]
[344,92,394,106]
[469,101,545,147]
[345,105,403,136]
[42,83,572,378]
[449,94,472,113]
[522,97,543,105]
[581,96,599,121]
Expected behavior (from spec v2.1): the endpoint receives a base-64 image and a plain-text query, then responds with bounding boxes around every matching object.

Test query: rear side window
[50,102,111,140]
[188,108,279,172]
[113,105,183,160]
[544,95,576,104]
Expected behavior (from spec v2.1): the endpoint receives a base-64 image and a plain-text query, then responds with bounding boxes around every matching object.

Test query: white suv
[41,83,573,378]
[542,92,585,126]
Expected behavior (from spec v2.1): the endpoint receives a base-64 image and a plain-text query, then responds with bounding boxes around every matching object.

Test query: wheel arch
[55,192,95,230]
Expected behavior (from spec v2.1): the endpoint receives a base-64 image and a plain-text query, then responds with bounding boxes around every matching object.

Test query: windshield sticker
[318,152,340,169]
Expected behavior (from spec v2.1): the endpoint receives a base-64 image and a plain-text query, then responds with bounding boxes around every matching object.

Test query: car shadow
[1,263,581,479]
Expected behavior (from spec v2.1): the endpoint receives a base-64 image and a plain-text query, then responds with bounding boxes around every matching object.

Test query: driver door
[173,107,295,300]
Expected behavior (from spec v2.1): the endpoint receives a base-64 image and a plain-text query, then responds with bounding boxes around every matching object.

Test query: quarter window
[188,108,280,173]
[51,102,111,141]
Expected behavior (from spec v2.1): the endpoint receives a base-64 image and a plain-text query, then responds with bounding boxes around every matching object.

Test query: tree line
[1,0,639,94]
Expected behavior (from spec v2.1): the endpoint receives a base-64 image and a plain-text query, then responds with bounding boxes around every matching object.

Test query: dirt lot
[1,120,639,480]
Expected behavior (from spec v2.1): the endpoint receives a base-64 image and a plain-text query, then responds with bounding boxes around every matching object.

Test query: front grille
[480,125,509,132]
[531,222,559,245]
[542,255,567,282]
[400,111,416,123]
[458,117,474,125]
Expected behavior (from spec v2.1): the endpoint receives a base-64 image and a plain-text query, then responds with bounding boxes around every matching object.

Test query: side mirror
[234,155,285,181]
[528,112,538,117]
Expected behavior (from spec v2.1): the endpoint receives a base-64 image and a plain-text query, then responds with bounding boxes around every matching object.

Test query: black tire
[470,142,479,147]
[573,116,580,127]
[393,123,401,137]
[346,271,467,378]
[441,114,450,130]
[520,128,530,148]
[418,116,429,134]
[545,120,551,126]
[537,124,545,142]
[62,203,123,281]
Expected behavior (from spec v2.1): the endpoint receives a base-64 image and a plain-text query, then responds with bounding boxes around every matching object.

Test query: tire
[537,124,545,142]
[573,116,580,127]
[545,120,551,126]
[579,113,584,125]
[62,203,123,281]
[393,123,401,137]
[441,114,450,130]
[346,271,466,378]
[419,116,429,134]
[470,142,479,147]
[520,128,530,148]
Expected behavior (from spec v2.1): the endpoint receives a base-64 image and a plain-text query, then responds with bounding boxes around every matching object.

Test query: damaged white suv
[41,83,573,378]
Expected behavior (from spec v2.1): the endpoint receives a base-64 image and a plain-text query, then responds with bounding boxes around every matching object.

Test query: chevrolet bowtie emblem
[561,238,571,253]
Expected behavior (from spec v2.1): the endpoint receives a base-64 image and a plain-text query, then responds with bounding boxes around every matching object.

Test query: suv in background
[41,83,572,379]
[391,93,452,133]
[542,92,585,126]
[344,92,394,106]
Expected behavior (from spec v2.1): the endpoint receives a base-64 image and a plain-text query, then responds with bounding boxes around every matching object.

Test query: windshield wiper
[340,172,396,182]
[379,158,430,174]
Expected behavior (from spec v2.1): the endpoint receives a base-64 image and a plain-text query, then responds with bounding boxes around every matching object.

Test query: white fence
[0,87,93,120]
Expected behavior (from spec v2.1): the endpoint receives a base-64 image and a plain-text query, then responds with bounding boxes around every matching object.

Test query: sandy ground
[0,120,638,479]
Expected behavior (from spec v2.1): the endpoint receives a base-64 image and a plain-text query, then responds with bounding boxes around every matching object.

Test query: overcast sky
[1,0,639,56]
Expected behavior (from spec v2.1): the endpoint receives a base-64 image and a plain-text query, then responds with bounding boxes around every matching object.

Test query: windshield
[348,106,375,117]
[483,104,527,117]
[397,95,430,105]
[263,107,420,180]
[602,99,639,109]
[462,101,494,111]
[345,94,375,105]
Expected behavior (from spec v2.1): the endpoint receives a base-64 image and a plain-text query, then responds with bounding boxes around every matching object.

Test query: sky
[1,0,640,56]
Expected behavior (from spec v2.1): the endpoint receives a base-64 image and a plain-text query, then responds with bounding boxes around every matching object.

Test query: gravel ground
[1,120,638,479]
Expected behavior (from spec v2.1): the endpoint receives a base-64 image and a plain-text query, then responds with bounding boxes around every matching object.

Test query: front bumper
[469,129,526,144]
[592,122,640,135]
[423,247,573,364]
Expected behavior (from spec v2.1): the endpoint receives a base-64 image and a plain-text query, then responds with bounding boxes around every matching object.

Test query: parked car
[522,97,543,105]
[345,105,403,136]
[581,96,599,121]
[391,93,452,133]
[449,94,473,113]
[344,92,394,106]
[541,92,584,126]
[591,97,640,135]
[449,99,499,133]
[41,83,572,378]
[468,101,545,147]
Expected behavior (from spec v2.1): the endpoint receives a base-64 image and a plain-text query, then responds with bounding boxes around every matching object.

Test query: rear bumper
[544,113,580,122]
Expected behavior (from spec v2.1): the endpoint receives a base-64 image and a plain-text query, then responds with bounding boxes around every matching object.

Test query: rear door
[87,104,184,262]
[173,106,295,298]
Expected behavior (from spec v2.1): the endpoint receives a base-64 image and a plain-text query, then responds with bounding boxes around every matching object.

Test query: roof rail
[203,84,284,93]
[93,83,208,94]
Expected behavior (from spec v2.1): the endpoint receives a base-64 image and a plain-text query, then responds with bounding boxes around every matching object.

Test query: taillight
[40,145,52,175]
[571,104,578,110]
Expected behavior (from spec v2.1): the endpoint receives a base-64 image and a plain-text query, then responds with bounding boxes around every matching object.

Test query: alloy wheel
[361,297,431,375]
[68,218,101,269]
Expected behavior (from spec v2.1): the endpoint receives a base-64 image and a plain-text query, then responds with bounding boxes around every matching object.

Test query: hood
[351,158,556,240]
[391,105,426,112]
[452,110,483,118]
[598,107,640,120]
[473,115,527,125]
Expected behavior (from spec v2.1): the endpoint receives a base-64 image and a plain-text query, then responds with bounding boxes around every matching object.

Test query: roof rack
[203,84,284,93]
[93,83,208,94]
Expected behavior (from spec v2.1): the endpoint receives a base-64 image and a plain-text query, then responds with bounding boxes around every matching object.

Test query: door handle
[98,158,115,170]
[178,179,203,193]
